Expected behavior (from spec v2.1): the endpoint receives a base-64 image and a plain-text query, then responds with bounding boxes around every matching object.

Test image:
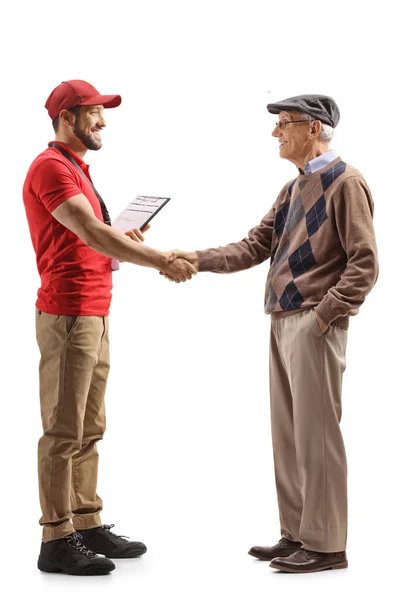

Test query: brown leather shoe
[248,538,302,561]
[269,549,348,573]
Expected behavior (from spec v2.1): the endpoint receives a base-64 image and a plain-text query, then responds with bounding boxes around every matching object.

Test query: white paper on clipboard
[112,195,170,232]
[111,195,170,272]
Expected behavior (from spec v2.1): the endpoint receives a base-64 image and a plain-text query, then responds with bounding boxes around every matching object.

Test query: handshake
[125,226,198,283]
[159,250,198,283]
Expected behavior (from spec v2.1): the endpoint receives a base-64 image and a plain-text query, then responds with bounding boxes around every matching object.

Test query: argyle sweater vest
[196,157,378,328]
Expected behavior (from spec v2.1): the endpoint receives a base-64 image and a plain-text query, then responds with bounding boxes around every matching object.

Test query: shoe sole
[248,550,297,561]
[38,560,115,575]
[248,550,272,561]
[106,548,147,559]
[269,560,348,573]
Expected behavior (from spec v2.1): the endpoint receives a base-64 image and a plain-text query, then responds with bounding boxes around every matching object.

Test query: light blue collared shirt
[303,149,339,174]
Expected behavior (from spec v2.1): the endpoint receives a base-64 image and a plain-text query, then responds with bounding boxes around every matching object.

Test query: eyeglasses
[275,119,312,130]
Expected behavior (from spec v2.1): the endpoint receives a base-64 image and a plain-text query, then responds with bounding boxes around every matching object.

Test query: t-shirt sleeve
[29,158,83,213]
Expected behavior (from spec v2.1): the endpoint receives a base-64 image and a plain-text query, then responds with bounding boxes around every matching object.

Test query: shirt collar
[303,149,339,175]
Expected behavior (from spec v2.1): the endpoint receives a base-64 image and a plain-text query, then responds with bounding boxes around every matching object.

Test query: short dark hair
[52,104,80,133]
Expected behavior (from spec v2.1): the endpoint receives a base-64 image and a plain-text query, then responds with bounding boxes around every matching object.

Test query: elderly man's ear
[309,120,322,138]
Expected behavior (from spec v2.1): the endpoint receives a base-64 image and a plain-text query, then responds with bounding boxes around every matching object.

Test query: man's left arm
[315,176,379,327]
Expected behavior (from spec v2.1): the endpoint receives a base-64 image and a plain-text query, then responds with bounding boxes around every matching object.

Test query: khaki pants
[36,310,110,542]
[270,309,348,552]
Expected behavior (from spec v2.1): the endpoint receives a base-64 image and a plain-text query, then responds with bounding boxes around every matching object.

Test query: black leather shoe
[248,538,302,561]
[38,532,115,575]
[270,549,348,573]
[77,524,147,559]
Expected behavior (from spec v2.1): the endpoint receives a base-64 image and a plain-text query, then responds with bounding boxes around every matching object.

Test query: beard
[73,120,102,151]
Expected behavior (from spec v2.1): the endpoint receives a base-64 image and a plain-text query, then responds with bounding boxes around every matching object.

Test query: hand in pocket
[314,310,329,335]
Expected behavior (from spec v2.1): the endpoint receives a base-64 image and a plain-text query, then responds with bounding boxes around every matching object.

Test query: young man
[23,79,195,575]
[167,95,378,573]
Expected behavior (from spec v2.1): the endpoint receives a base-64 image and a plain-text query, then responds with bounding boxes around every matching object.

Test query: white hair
[320,123,334,143]
[298,112,334,143]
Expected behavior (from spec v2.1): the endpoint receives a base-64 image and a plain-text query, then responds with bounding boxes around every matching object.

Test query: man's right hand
[160,251,198,283]
[177,251,199,270]
[160,251,199,283]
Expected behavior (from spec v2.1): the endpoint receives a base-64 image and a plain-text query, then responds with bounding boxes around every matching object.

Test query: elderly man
[170,95,378,573]
[23,79,195,575]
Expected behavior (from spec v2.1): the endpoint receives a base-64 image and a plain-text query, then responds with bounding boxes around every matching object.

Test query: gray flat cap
[267,94,340,128]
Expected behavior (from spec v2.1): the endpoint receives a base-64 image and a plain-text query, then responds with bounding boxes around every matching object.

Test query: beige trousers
[36,310,110,542]
[270,308,348,552]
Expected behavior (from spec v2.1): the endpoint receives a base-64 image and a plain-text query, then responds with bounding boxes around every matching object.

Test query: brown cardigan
[196,157,378,329]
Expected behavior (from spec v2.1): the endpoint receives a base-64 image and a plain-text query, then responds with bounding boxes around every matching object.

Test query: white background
[0,0,397,598]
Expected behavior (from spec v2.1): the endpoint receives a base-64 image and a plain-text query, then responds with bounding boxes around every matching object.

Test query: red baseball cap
[45,79,122,120]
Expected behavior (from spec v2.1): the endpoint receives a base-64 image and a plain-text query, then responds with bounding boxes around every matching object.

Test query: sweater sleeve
[315,176,379,325]
[196,204,275,273]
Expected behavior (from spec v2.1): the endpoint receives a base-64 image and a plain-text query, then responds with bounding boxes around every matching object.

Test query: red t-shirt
[23,142,112,316]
